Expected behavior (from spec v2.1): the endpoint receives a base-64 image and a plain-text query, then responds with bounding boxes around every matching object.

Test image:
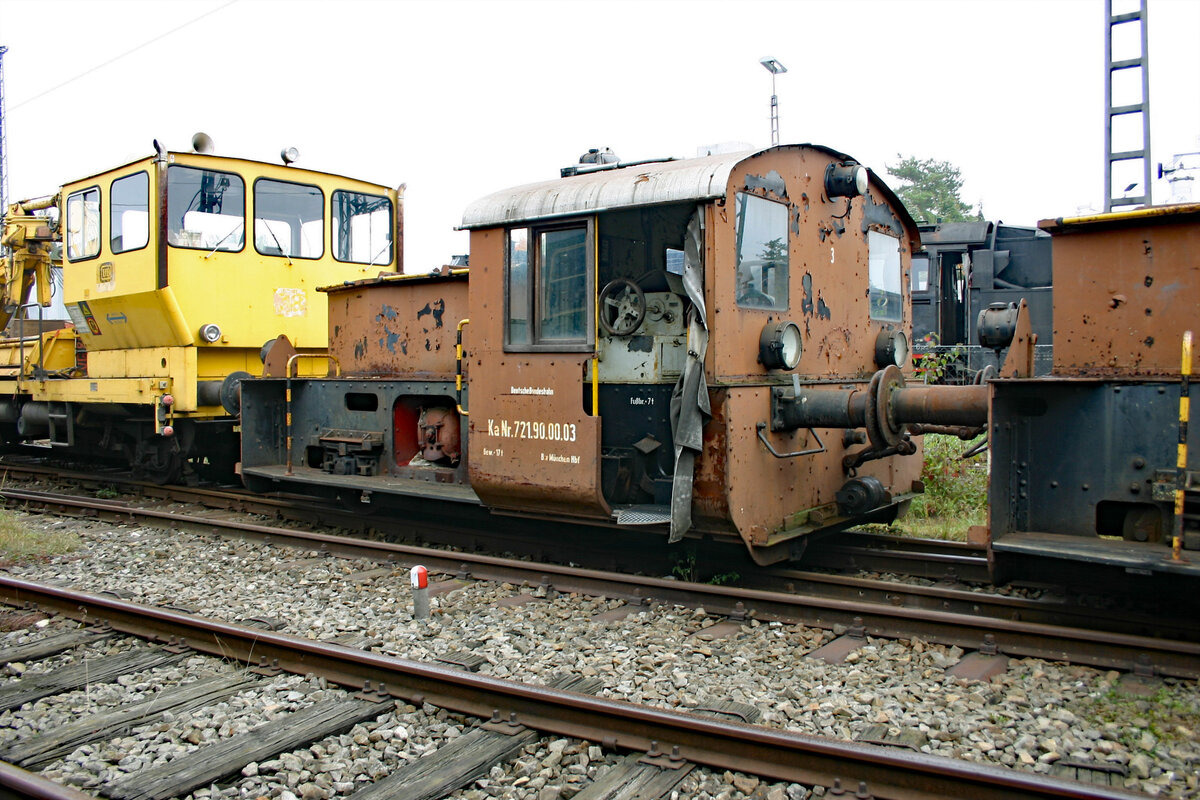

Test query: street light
[760,57,787,147]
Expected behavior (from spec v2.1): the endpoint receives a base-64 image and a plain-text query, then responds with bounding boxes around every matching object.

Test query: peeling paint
[273,288,308,318]
[416,299,447,328]
[801,273,814,316]
[816,294,831,320]
[628,335,653,353]
[859,193,903,238]
[744,170,787,198]
[378,328,401,353]
[377,304,398,322]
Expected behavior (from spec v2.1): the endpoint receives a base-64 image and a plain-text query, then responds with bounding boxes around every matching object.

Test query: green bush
[903,434,988,539]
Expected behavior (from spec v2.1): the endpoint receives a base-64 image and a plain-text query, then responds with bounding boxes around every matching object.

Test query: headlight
[759,321,803,370]
[874,329,910,368]
[199,323,222,343]
[825,161,868,198]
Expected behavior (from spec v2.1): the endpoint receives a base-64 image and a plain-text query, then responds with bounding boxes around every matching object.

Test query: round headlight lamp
[874,329,910,368]
[759,321,803,370]
[824,161,869,198]
[199,323,222,344]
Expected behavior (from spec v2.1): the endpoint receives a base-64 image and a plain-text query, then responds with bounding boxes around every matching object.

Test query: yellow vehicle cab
[0,139,401,482]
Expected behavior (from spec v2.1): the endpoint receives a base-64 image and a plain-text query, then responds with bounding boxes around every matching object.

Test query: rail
[0,578,1144,800]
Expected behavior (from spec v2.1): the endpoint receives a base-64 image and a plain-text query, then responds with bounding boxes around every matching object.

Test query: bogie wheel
[134,438,184,485]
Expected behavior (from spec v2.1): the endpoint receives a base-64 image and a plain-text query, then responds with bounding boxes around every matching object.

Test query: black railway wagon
[911,221,1052,380]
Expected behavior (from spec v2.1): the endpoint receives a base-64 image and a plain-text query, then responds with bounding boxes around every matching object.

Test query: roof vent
[579,147,618,165]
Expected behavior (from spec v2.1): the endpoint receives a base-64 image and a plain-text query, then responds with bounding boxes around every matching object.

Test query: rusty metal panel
[323,272,468,379]
[458,146,924,555]
[1040,203,1200,376]
[465,230,610,519]
[705,148,922,383]
[721,387,922,548]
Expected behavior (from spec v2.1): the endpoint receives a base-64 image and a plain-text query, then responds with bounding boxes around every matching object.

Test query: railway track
[0,581,1147,800]
[1,483,1197,681]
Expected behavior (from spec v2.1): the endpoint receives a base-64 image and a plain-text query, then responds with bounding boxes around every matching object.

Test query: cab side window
[505,222,592,350]
[255,179,323,259]
[734,193,788,310]
[332,191,392,265]
[66,187,101,261]
[110,172,149,254]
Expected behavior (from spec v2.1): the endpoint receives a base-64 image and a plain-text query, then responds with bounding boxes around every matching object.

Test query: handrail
[456,319,470,416]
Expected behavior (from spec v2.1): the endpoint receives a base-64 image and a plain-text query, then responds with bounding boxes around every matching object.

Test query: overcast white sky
[2,0,1197,270]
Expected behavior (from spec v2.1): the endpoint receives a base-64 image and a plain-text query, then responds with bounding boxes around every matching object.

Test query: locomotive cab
[0,144,400,480]
[462,145,929,563]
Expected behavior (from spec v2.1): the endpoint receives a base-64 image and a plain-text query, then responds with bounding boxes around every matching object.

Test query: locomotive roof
[460,143,914,231]
[62,150,393,194]
[1038,201,1200,234]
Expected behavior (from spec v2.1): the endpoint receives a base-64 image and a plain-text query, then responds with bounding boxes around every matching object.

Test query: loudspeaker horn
[192,132,215,154]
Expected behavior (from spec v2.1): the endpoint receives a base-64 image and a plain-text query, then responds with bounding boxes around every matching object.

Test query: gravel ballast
[2,513,1197,798]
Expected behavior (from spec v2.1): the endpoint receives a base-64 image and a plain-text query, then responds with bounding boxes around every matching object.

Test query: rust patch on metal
[1044,205,1200,376]
[815,327,853,363]
[326,275,468,379]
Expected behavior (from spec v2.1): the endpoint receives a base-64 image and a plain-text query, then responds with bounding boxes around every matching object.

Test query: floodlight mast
[760,57,787,147]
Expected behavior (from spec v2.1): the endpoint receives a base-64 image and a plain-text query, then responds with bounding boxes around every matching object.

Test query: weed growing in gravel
[95,486,120,500]
[1080,684,1200,753]
[0,510,82,564]
[886,433,988,541]
[671,549,740,585]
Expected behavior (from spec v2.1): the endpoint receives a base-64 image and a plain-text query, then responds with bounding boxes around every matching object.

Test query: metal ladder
[1104,0,1152,211]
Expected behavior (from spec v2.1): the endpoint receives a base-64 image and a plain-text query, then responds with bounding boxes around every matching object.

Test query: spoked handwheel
[599,278,646,336]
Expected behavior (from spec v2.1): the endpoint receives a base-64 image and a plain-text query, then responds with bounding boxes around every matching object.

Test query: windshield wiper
[203,222,244,259]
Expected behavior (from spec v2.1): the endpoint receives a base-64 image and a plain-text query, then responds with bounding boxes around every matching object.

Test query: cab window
[911,254,930,293]
[65,187,101,261]
[869,230,903,321]
[506,228,530,345]
[505,222,592,349]
[332,190,392,265]
[110,172,149,254]
[255,179,323,259]
[167,165,245,251]
[734,193,788,310]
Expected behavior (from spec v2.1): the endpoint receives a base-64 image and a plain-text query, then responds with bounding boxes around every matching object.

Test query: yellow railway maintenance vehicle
[0,136,401,482]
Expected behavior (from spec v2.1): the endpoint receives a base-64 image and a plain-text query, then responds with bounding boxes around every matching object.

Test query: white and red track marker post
[410,565,430,620]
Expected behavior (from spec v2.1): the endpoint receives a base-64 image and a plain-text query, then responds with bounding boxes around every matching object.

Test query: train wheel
[132,439,184,485]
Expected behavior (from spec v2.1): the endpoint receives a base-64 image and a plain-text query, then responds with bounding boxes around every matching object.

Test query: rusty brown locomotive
[238,144,1200,585]
[240,144,958,565]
